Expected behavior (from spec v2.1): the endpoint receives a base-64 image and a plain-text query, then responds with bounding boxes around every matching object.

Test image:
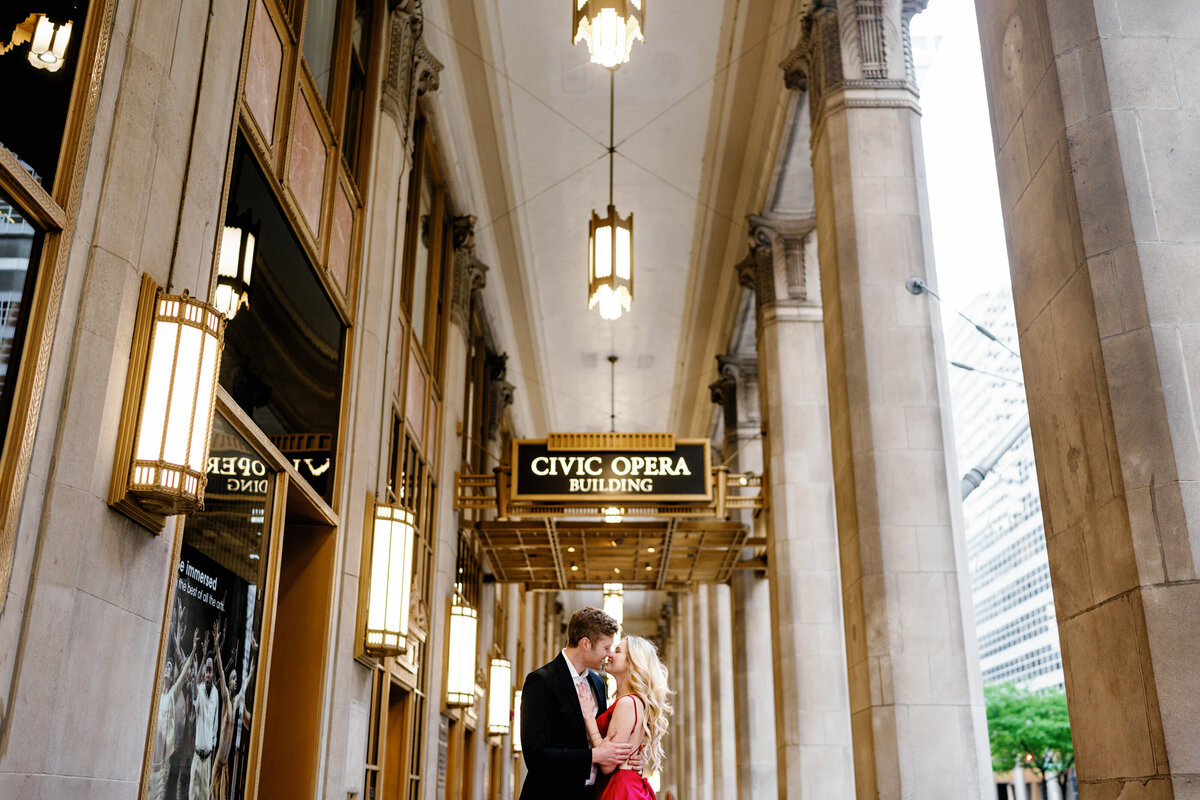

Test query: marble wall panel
[329,183,354,296]
[290,93,326,237]
[246,0,282,145]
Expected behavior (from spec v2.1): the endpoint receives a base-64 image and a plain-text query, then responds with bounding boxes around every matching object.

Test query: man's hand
[626,748,644,772]
[592,739,635,771]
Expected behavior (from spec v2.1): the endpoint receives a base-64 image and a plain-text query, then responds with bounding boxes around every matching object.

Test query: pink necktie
[576,677,597,718]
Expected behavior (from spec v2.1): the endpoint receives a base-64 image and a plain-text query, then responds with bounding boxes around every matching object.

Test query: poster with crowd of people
[149,545,259,800]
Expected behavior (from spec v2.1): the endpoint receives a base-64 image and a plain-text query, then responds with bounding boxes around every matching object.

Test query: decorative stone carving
[486,352,515,442]
[709,354,759,457]
[782,0,926,129]
[855,0,887,79]
[381,2,443,144]
[735,222,775,308]
[409,584,429,643]
[738,215,816,312]
[450,215,490,330]
[782,235,806,300]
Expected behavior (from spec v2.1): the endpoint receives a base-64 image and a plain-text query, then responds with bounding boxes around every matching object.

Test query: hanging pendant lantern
[587,205,633,320]
[2,14,74,73]
[214,216,258,321]
[573,0,644,69]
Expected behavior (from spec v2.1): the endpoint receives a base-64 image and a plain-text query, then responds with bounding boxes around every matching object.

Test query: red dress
[595,695,656,800]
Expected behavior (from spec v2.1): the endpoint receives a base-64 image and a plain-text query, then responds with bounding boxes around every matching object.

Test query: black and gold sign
[510,438,711,502]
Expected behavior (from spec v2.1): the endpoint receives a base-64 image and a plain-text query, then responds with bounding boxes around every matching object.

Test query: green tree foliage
[985,683,1074,793]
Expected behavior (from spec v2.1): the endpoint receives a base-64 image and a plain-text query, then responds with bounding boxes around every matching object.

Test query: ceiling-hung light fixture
[573,0,644,69]
[1,14,73,72]
[445,598,479,707]
[363,502,416,656]
[588,73,633,320]
[214,214,258,320]
[488,658,513,736]
[126,284,226,515]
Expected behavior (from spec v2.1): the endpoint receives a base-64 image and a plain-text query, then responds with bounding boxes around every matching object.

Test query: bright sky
[910,0,1013,310]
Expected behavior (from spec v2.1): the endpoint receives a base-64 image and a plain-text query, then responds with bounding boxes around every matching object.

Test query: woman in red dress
[585,635,672,800]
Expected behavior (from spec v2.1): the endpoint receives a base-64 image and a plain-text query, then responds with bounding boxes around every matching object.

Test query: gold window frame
[0,0,118,599]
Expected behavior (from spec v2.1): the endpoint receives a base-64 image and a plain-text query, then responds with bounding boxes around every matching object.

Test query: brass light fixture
[1,13,73,72]
[214,214,258,320]
[573,0,644,69]
[488,657,513,736]
[587,74,633,320]
[445,597,478,707]
[124,283,226,516]
[363,502,416,655]
[512,689,523,752]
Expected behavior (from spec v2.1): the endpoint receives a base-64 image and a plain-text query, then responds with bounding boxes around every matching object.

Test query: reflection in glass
[410,160,434,344]
[219,139,345,502]
[0,191,43,451]
[301,0,337,105]
[0,2,89,187]
[151,414,272,800]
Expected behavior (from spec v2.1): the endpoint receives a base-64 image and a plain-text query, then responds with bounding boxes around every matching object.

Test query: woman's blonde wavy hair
[621,635,672,774]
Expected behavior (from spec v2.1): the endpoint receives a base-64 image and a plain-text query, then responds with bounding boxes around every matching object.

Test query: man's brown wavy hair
[566,606,618,647]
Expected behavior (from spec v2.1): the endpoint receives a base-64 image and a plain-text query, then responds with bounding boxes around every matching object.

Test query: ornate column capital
[738,215,818,316]
[709,354,760,457]
[382,3,443,142]
[450,215,489,331]
[781,0,924,135]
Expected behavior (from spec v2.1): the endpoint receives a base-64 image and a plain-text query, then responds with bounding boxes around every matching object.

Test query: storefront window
[219,140,345,501]
[0,193,43,451]
[0,2,90,189]
[149,414,273,800]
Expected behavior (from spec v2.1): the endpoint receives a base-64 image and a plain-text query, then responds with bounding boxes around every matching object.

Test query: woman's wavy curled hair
[621,635,672,774]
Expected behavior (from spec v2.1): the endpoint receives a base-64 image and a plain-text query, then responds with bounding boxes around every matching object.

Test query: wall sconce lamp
[111,277,225,528]
[445,599,478,707]
[573,0,644,70]
[363,502,416,656]
[1,13,73,72]
[512,689,523,752]
[488,657,513,736]
[214,215,258,320]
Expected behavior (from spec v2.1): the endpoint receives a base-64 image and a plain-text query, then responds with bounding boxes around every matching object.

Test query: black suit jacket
[519,653,609,800]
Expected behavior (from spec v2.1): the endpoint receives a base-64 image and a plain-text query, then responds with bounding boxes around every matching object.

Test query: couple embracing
[519,607,672,800]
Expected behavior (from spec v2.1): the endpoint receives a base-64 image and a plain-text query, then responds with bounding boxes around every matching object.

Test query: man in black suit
[519,607,635,800]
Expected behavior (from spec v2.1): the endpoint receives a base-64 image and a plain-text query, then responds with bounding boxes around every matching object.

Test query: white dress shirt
[563,650,598,786]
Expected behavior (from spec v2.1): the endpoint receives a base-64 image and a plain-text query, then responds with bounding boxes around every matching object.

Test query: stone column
[737,216,856,799]
[424,210,485,784]
[693,586,716,799]
[709,357,779,800]
[706,583,737,800]
[682,593,699,800]
[973,0,1200,795]
[781,3,991,797]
